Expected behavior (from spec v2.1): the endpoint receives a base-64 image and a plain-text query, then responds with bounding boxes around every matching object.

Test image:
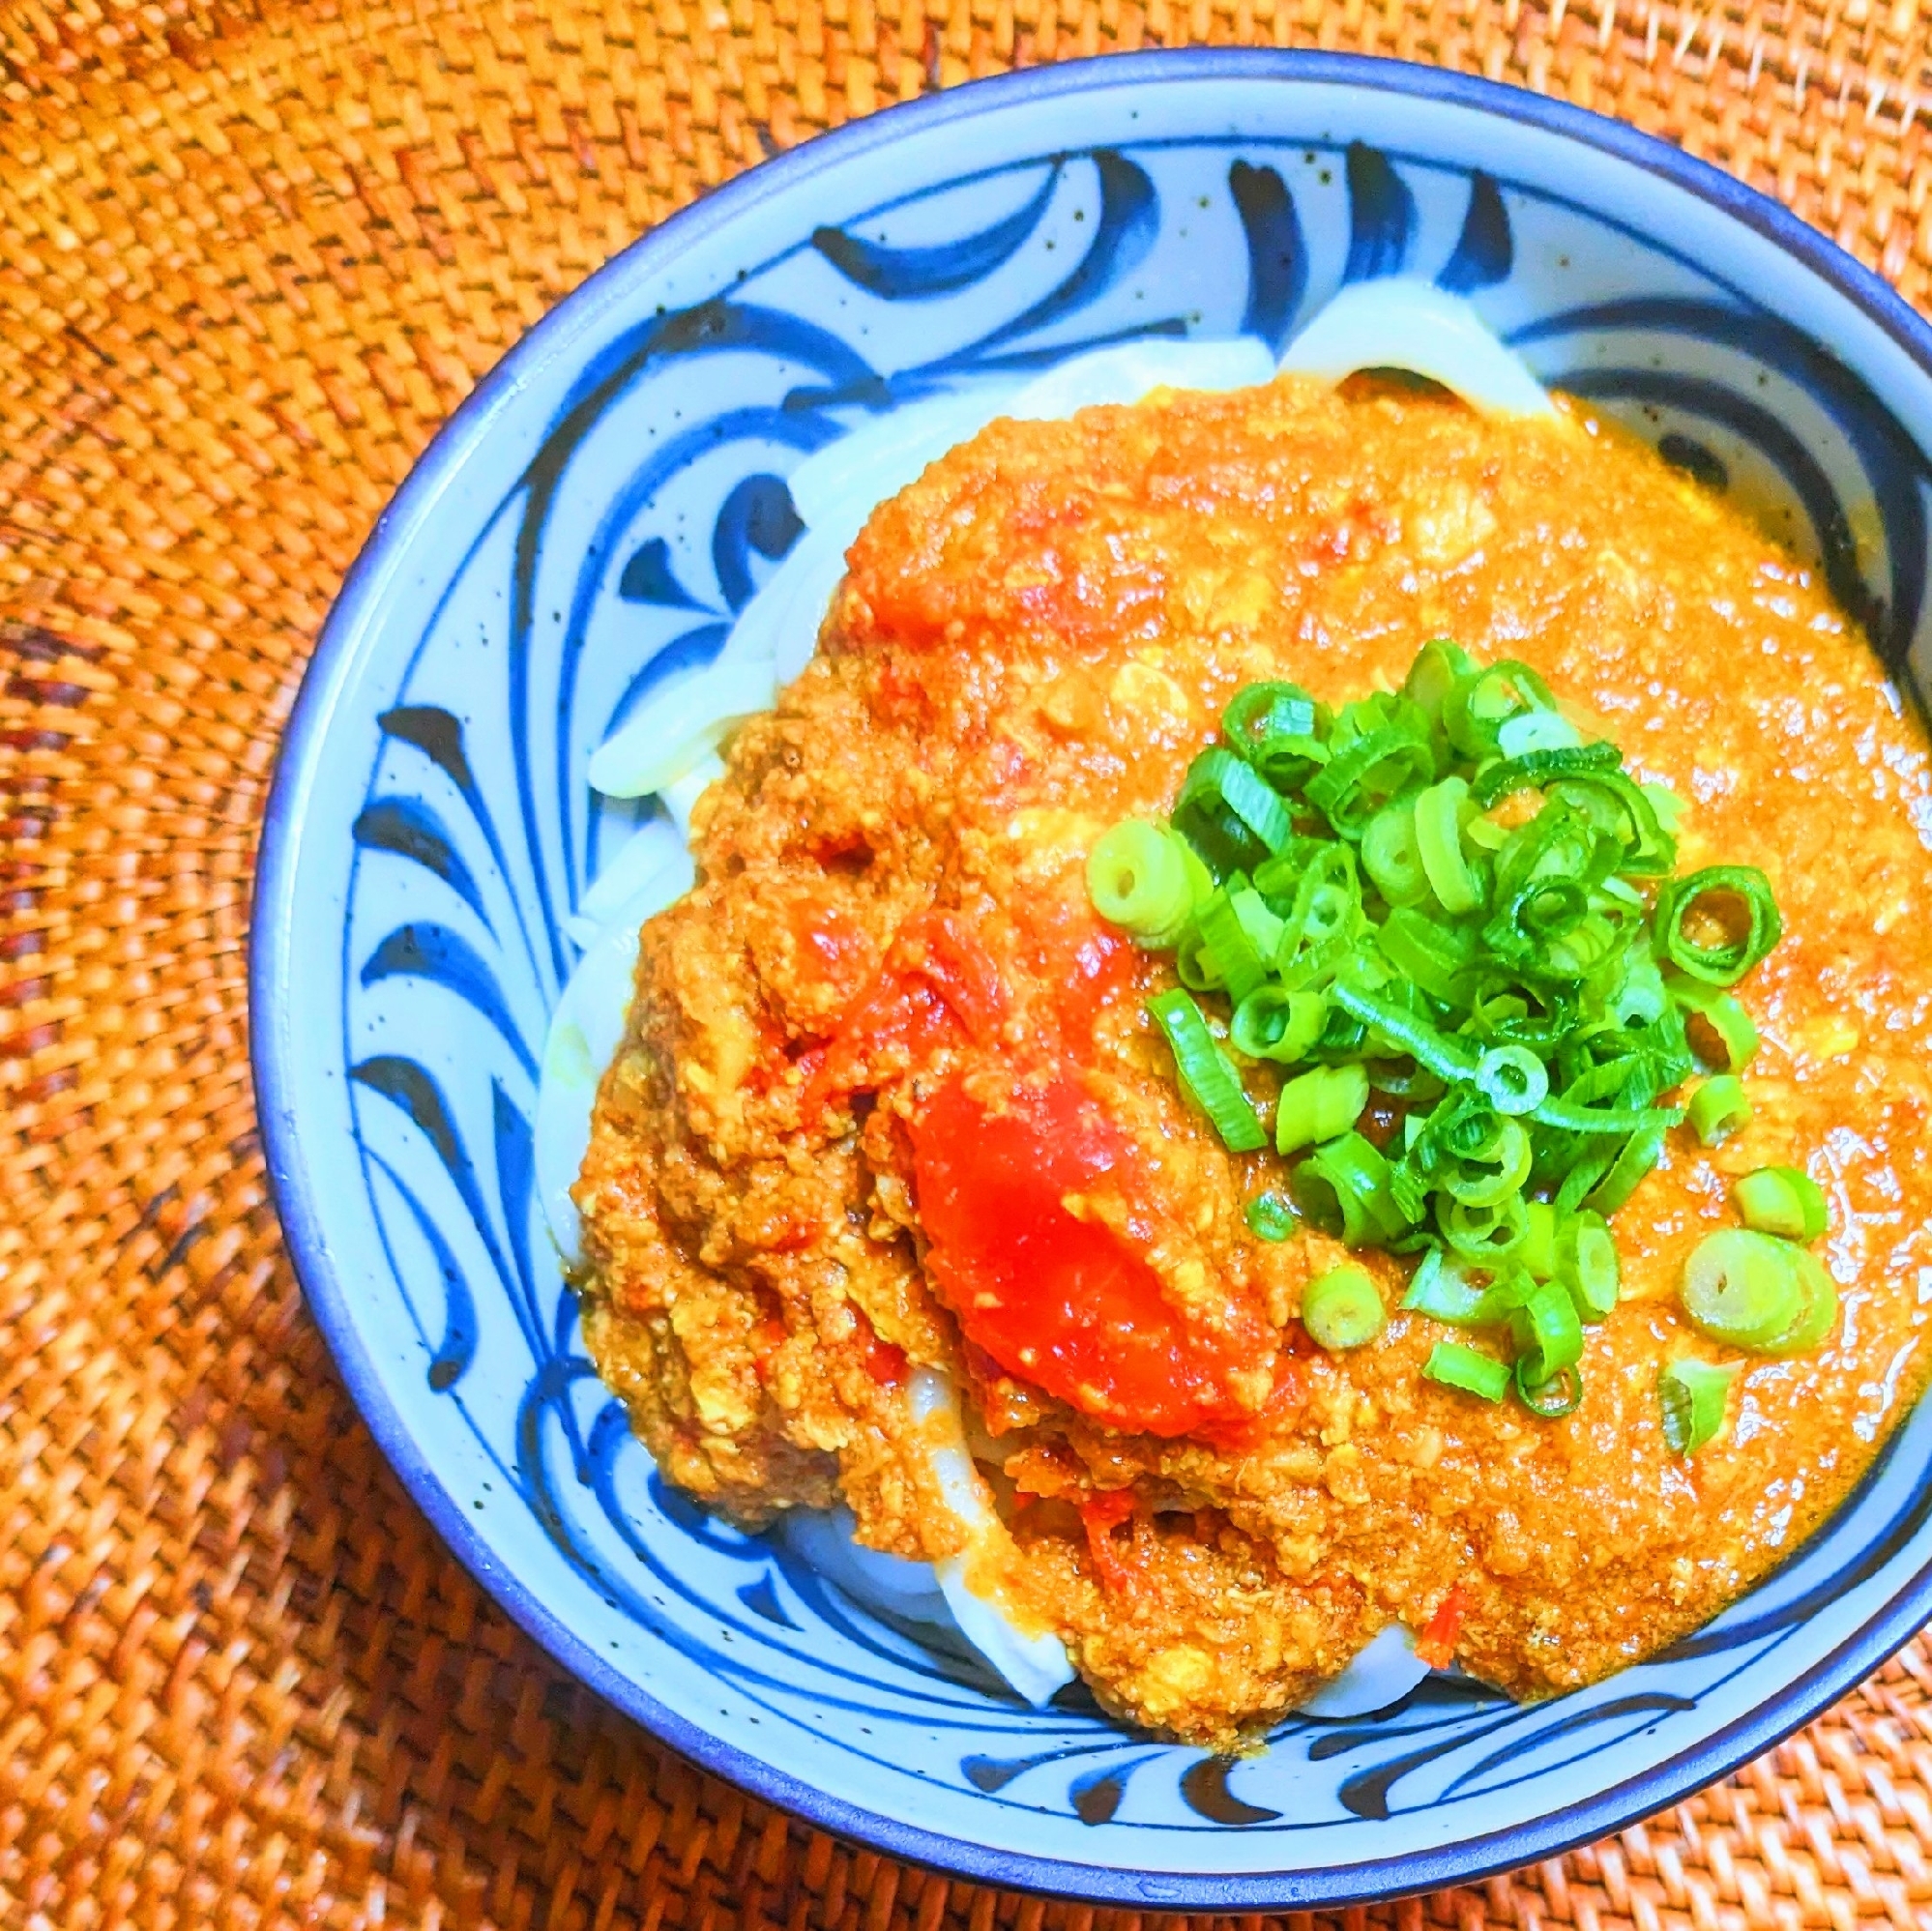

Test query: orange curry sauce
[573,376,1932,1747]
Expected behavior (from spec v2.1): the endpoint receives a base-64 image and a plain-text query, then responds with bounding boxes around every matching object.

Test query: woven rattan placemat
[5,3,1932,1925]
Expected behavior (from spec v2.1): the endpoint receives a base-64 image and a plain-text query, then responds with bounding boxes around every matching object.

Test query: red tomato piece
[1012,900,1136,1053]
[800,912,1006,1119]
[1079,1489,1138,1592]
[908,1070,1273,1437]
[1414,1582,1471,1671]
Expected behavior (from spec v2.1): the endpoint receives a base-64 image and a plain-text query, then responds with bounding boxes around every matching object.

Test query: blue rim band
[249,47,1932,1910]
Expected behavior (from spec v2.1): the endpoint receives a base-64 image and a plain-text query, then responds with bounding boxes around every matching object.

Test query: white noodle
[588,662,776,800]
[542,290,1549,1706]
[1277,278,1556,418]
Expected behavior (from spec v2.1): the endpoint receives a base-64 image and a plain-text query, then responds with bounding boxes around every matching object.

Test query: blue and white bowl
[251,51,1932,1910]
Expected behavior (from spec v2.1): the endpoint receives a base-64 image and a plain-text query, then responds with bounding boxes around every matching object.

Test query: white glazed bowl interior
[251,51,1932,1910]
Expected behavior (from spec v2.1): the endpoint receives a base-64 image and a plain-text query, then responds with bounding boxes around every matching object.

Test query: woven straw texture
[6,3,1932,1927]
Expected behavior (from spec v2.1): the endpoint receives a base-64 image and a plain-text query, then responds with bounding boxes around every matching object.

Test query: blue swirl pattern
[333,131,1932,1855]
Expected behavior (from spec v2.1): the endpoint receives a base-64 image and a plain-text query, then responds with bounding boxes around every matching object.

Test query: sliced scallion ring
[1439,1190,1530,1262]
[1476,1044,1549,1117]
[1760,1246,1839,1357]
[1361,796,1432,906]
[1518,1201,1560,1280]
[1305,722,1438,841]
[1223,681,1332,793]
[1679,1228,1804,1350]
[1557,1209,1621,1320]
[1413,775,1483,916]
[1659,1357,1737,1453]
[1086,820,1195,946]
[1275,1063,1370,1155]
[1734,1165,1829,1242]
[1231,984,1328,1064]
[1671,981,1761,1071]
[1511,1276,1584,1382]
[1244,1191,1296,1243]
[1403,1248,1512,1327]
[1302,1265,1389,1351]
[1423,1340,1512,1402]
[1656,865,1783,986]
[1687,1073,1751,1147]
[1516,1360,1584,1418]
[1145,988,1267,1153]
[1291,1131,1410,1246]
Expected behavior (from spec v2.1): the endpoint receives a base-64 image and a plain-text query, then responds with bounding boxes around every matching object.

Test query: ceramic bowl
[251,50,1932,1910]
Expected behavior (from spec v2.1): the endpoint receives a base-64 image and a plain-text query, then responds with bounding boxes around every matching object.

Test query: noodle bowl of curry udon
[256,57,1932,1899]
[543,287,1932,1752]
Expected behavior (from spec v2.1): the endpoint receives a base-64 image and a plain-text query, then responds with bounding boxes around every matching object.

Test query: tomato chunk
[1414,1582,1470,1671]
[908,1071,1273,1436]
[801,913,1005,1119]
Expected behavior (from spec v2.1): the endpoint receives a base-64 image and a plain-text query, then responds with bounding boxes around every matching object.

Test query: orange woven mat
[6,2,1932,1926]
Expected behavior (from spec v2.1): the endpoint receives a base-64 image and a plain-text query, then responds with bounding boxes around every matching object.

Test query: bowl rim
[250,45,1932,1910]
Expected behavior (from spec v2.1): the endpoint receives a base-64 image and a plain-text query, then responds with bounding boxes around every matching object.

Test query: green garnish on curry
[1087,638,1836,1442]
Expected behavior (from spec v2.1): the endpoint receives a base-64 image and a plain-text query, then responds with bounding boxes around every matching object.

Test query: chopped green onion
[1231,984,1327,1063]
[1557,1209,1621,1319]
[1265,844,1363,963]
[1440,1118,1532,1207]
[1604,948,1670,1029]
[1104,645,1805,1412]
[1329,974,1479,1083]
[1582,1119,1669,1216]
[1086,820,1195,946]
[1423,1340,1512,1402]
[1655,865,1783,986]
[1305,721,1438,841]
[1302,1265,1388,1351]
[1443,658,1558,759]
[1469,741,1621,810]
[1734,1166,1828,1242]
[1230,883,1286,963]
[1511,1276,1584,1382]
[1533,1094,1680,1135]
[1175,747,1295,876]
[1476,1045,1549,1117]
[1496,709,1586,758]
[1244,1192,1295,1243]
[1377,906,1477,1005]
[1194,887,1272,1006]
[1687,1073,1751,1147]
[1670,979,1761,1071]
[1470,974,1576,1051]
[1402,637,1476,718]
[1516,1360,1584,1418]
[1174,921,1221,994]
[1145,989,1267,1152]
[1519,1201,1560,1280]
[1413,775,1483,915]
[1659,1358,1737,1453]
[1291,1131,1410,1246]
[1275,1063,1370,1154]
[1760,1246,1838,1356]
[1438,1190,1530,1262]
[1402,1248,1516,1326]
[1679,1228,1804,1349]
[1550,771,1677,875]
[1223,681,1331,792]
[1362,797,1432,906]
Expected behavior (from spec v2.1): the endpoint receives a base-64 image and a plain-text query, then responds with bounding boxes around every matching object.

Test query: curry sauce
[574,376,1932,1748]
